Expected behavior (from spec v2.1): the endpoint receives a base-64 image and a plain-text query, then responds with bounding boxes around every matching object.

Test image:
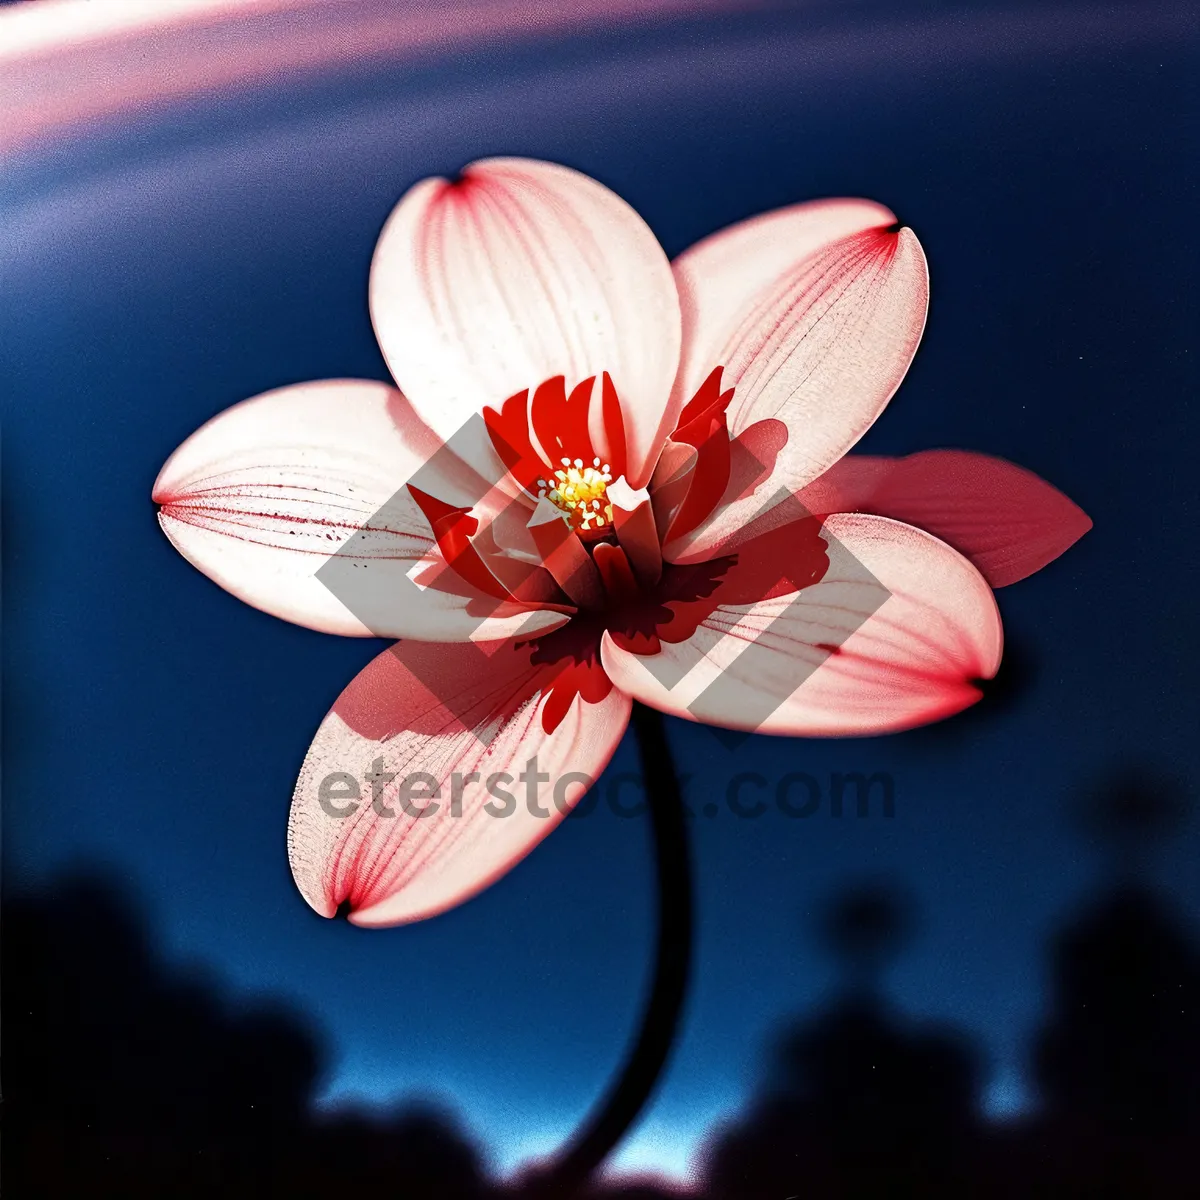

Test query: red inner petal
[484,374,631,490]
[526,514,829,731]
[407,484,514,601]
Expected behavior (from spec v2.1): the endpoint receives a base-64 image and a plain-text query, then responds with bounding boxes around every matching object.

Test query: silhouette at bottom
[4,770,1198,1198]
[3,875,488,1199]
[704,883,981,1200]
[704,772,1199,1200]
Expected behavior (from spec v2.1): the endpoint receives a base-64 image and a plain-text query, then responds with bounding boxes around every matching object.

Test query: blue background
[3,0,1197,1180]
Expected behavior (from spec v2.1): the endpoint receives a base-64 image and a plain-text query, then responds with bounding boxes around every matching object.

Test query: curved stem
[537,701,694,1196]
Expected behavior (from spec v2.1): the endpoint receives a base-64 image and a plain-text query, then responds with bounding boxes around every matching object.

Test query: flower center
[538,457,614,535]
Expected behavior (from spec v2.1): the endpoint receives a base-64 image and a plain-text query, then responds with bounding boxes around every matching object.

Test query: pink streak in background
[0,0,753,155]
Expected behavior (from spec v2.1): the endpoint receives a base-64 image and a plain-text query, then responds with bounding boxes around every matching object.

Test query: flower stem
[536,701,694,1195]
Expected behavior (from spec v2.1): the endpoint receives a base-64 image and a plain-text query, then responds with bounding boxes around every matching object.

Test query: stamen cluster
[539,457,614,534]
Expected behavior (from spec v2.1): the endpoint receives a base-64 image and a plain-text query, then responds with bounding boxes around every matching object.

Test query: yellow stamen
[544,459,614,534]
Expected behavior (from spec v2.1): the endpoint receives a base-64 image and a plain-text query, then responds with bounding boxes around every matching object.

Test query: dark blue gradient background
[2,0,1197,1179]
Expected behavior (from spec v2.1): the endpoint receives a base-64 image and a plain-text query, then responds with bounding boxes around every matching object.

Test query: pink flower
[154,158,1090,927]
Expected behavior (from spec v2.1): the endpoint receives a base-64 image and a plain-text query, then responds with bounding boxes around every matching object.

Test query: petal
[370,158,683,487]
[668,199,928,560]
[154,379,566,640]
[602,514,1002,737]
[674,199,899,400]
[287,639,630,926]
[797,450,1092,587]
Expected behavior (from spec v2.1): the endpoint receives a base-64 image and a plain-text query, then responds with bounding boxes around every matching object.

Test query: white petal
[288,639,630,925]
[669,199,928,560]
[603,514,1002,737]
[369,157,682,487]
[154,379,564,640]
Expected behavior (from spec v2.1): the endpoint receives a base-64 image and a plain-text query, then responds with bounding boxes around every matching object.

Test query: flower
[154,158,1090,926]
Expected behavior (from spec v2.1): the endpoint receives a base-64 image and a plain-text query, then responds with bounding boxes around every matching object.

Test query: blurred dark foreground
[4,780,1199,1200]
